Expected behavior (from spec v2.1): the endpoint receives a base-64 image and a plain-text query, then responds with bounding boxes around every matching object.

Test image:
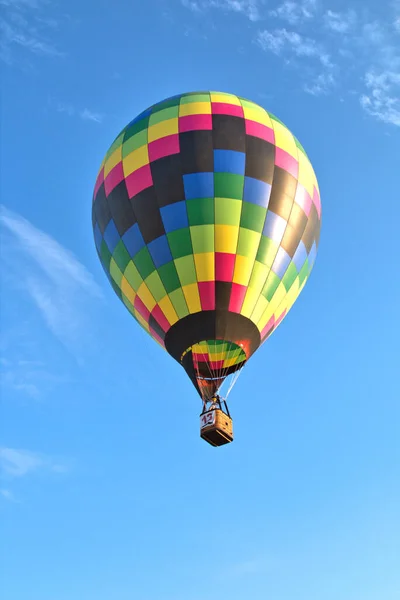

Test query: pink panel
[151,305,171,332]
[209,360,224,371]
[125,164,153,198]
[148,134,180,162]
[104,162,124,196]
[150,328,165,347]
[275,147,299,178]
[294,184,312,216]
[261,315,275,339]
[211,102,244,117]
[179,114,213,132]
[215,253,236,282]
[245,119,275,144]
[94,167,104,199]
[134,296,150,321]
[312,186,321,218]
[229,283,247,313]
[198,281,215,310]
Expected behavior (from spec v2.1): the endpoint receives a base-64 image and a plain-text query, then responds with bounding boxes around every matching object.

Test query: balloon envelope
[92,91,321,399]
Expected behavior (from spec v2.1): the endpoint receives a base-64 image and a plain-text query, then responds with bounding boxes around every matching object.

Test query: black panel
[280,225,303,258]
[302,203,320,252]
[93,183,112,234]
[131,187,165,244]
[150,154,185,207]
[270,167,298,200]
[107,180,136,236]
[181,350,202,396]
[212,115,246,152]
[164,310,261,364]
[149,315,166,341]
[245,136,275,184]
[179,130,214,174]
[215,282,232,312]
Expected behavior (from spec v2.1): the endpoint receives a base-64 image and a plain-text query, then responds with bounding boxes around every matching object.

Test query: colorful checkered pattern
[92,91,321,397]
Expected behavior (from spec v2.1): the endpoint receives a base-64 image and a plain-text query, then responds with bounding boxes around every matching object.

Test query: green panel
[122,129,148,156]
[190,225,215,253]
[124,261,143,291]
[157,261,181,293]
[262,271,281,301]
[167,228,193,259]
[214,173,244,200]
[238,97,259,108]
[269,113,286,126]
[122,293,135,315]
[240,202,266,233]
[100,240,112,271]
[298,259,309,285]
[124,116,150,141]
[236,228,260,257]
[175,255,197,286]
[256,236,278,266]
[152,96,182,111]
[133,247,155,280]
[186,198,214,226]
[149,106,179,125]
[180,93,210,103]
[145,271,166,302]
[282,262,298,291]
[109,258,123,287]
[248,260,268,290]
[113,240,131,273]
[110,277,122,299]
[215,198,242,226]
[169,288,189,318]
[105,133,124,159]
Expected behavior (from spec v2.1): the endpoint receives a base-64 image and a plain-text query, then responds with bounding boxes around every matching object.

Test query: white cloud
[304,71,335,95]
[269,0,317,25]
[80,108,104,123]
[256,28,329,65]
[360,70,400,126]
[0,205,103,358]
[55,102,104,124]
[181,0,261,21]
[323,9,356,33]
[0,447,68,478]
[0,0,63,63]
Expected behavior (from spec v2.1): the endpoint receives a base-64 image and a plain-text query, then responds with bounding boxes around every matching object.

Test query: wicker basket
[200,409,234,447]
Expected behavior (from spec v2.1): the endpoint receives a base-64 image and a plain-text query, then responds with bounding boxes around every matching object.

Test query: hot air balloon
[92,91,321,447]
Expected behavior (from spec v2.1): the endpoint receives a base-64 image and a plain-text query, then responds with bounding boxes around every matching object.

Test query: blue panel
[262,211,286,243]
[243,177,271,207]
[122,223,145,257]
[183,172,214,200]
[103,220,120,254]
[292,240,307,272]
[308,241,317,269]
[161,201,189,233]
[94,222,103,253]
[271,247,291,279]
[147,235,173,268]
[214,150,246,174]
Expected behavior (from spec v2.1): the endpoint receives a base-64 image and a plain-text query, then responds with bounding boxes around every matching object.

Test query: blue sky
[1,0,400,598]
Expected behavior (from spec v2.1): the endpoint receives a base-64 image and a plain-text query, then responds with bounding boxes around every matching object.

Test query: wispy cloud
[181,0,261,22]
[0,0,64,64]
[360,70,400,126]
[256,27,332,68]
[323,9,357,33]
[0,447,68,478]
[55,102,104,124]
[269,0,317,25]
[0,205,103,360]
[1,489,17,502]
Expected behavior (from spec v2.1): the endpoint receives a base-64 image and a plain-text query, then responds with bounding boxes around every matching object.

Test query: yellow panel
[134,310,150,332]
[210,93,241,105]
[233,255,254,286]
[297,151,315,197]
[123,145,149,177]
[147,118,179,142]
[223,356,241,368]
[272,121,297,158]
[206,351,225,362]
[179,102,212,116]
[242,105,272,128]
[215,225,239,254]
[121,276,136,306]
[158,295,179,325]
[251,295,269,324]
[137,282,156,312]
[182,283,201,314]
[248,261,270,296]
[104,146,122,178]
[237,229,261,259]
[240,287,259,318]
[194,252,215,281]
[268,281,287,313]
[109,258,123,285]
